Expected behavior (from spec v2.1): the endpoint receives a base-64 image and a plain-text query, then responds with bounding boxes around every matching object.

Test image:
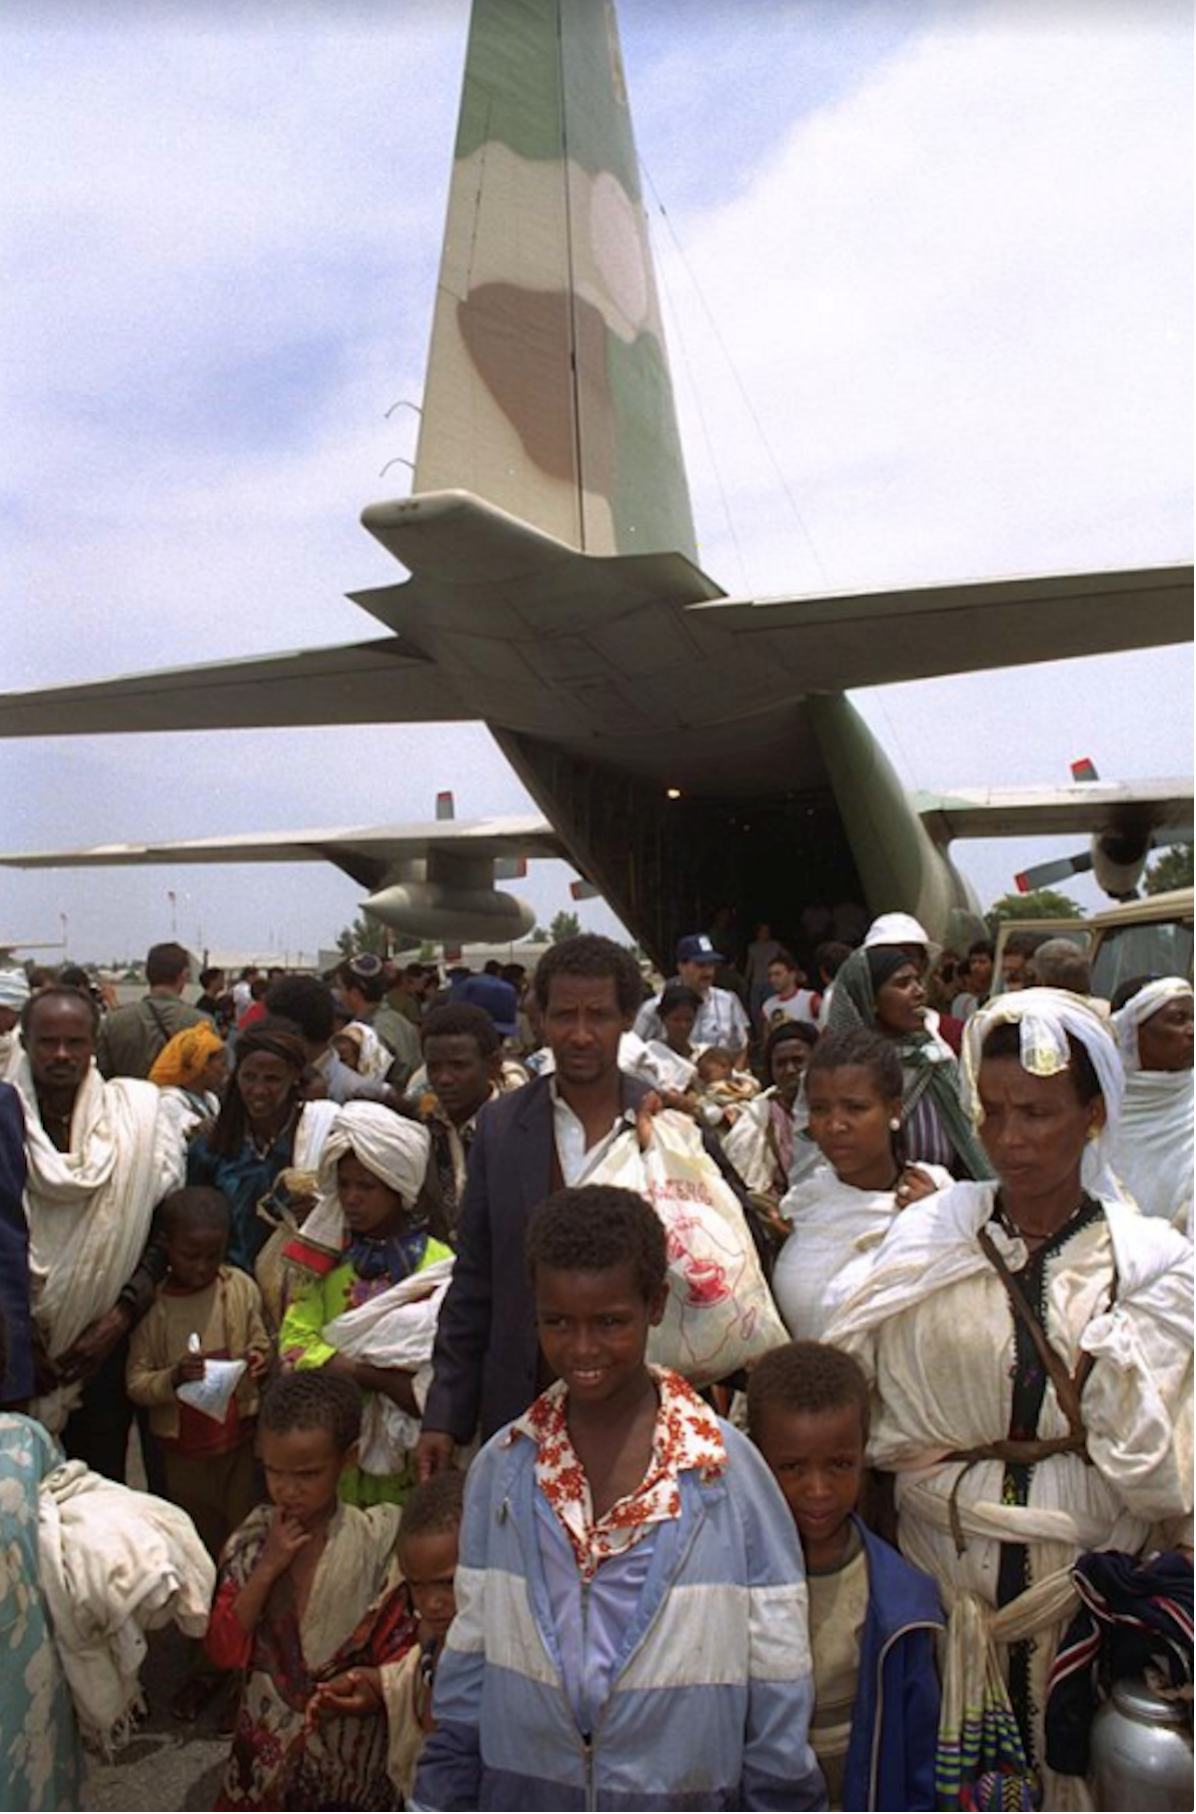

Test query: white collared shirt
[550,1077,632,1185]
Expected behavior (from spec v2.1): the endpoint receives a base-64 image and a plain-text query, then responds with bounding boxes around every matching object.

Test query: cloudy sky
[0,0,1191,966]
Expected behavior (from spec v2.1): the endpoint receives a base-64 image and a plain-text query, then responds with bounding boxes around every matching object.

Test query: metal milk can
[1089,1676,1193,1811]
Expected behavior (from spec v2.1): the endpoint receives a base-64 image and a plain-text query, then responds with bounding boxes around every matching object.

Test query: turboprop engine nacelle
[1090,831,1152,901]
[362,882,535,943]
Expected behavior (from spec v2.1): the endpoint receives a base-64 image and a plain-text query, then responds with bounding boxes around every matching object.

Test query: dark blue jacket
[0,1083,31,1402]
[842,1516,943,1812]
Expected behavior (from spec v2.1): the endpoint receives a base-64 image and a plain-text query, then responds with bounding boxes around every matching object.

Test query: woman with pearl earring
[771,1027,953,1343]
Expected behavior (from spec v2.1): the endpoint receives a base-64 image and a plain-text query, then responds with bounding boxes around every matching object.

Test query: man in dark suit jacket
[416,935,652,1472]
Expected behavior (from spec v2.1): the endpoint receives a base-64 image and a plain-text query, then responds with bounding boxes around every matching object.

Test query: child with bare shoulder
[204,1372,414,1810]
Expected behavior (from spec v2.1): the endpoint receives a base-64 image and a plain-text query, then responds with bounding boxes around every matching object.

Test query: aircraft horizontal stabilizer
[0,639,468,739]
[690,565,1192,692]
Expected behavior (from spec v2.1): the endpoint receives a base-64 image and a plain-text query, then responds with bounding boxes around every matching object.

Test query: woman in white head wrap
[277,1103,452,1505]
[0,967,30,1079]
[825,989,1192,1808]
[1108,975,1194,1235]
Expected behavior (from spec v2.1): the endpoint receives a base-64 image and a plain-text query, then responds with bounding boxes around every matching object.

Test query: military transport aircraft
[0,0,1190,962]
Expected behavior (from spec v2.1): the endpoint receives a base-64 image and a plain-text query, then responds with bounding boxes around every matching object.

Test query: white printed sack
[590,1112,787,1386]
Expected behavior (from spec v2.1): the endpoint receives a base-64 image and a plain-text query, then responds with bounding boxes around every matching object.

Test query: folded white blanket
[37,1459,216,1752]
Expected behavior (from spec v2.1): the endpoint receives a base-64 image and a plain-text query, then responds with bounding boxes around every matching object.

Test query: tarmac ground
[80,1427,229,1811]
[82,1623,228,1812]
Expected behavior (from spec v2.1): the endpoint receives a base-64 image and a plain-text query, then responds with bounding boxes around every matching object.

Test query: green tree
[985,889,1084,934]
[1143,840,1194,896]
[548,910,582,943]
[336,913,390,959]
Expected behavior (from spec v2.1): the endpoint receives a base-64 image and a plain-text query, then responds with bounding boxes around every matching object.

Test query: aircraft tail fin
[413,0,697,563]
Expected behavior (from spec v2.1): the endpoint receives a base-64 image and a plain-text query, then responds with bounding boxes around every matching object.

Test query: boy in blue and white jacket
[414,1184,826,1812]
[748,1341,943,1812]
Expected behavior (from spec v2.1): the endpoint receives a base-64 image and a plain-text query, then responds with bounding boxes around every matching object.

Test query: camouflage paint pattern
[414,0,698,562]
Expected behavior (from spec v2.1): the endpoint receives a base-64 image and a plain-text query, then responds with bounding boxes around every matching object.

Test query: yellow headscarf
[149,1020,226,1089]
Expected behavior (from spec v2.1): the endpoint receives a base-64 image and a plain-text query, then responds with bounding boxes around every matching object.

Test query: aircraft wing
[688,564,1192,689]
[0,638,468,738]
[915,779,1193,845]
[0,816,566,893]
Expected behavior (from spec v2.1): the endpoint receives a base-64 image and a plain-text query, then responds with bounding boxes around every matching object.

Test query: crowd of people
[0,916,1190,1812]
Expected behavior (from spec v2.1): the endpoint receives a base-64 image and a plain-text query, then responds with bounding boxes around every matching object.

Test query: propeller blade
[1015,850,1094,892]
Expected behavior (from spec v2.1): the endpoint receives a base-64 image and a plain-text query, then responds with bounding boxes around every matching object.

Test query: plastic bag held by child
[176,1332,247,1423]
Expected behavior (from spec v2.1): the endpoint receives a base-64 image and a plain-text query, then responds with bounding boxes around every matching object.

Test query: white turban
[0,968,30,1011]
[296,1102,431,1261]
[318,1101,430,1207]
[863,912,931,951]
[961,988,1125,1185]
[1111,977,1192,1073]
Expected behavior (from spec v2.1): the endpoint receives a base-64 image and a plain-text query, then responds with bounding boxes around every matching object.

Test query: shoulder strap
[977,1223,1109,1441]
[142,995,175,1059]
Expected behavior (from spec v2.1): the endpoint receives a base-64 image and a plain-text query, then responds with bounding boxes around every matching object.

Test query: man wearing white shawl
[13,986,185,1477]
[1109,975,1194,1235]
[825,988,1192,1809]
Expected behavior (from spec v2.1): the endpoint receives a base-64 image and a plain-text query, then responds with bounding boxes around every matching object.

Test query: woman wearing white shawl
[824,989,1192,1809]
[773,1028,952,1341]
[13,986,185,1472]
[1109,974,1194,1234]
[279,1102,452,1505]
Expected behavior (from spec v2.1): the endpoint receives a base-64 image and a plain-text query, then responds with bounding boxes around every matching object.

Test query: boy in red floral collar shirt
[414,1185,826,1811]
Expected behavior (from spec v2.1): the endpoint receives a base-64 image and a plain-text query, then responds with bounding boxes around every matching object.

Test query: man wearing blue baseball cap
[633,932,750,1065]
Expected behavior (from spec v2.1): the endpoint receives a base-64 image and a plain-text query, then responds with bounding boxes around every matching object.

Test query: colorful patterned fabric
[1045,1547,1194,1776]
[935,1590,1037,1809]
[207,1501,413,1810]
[0,1414,84,1812]
[508,1366,725,1581]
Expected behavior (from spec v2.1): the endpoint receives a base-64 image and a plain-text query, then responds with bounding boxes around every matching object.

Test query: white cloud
[661,5,1191,595]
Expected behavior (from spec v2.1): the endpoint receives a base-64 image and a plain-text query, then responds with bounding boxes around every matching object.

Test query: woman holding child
[279,1101,451,1506]
[825,989,1193,1808]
